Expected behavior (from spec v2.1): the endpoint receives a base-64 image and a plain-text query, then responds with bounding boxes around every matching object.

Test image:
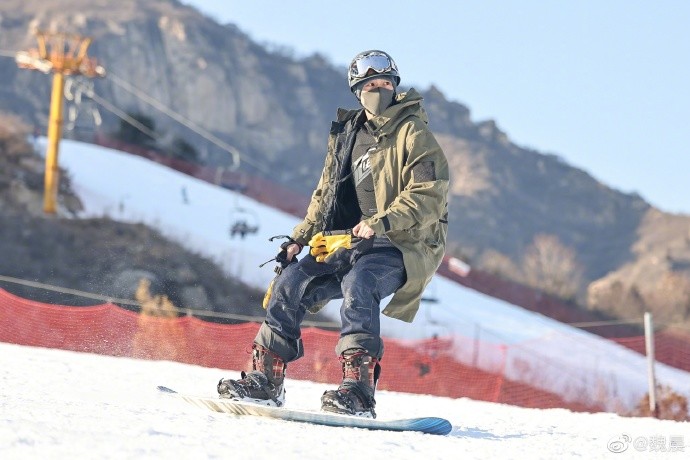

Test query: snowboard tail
[157,386,452,436]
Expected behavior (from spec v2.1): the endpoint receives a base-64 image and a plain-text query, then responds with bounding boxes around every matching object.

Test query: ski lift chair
[229,206,259,239]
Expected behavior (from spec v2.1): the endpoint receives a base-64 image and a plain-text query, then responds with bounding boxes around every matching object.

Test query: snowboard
[157,386,452,435]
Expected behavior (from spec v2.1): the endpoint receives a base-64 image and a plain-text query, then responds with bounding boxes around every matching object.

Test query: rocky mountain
[1,0,689,328]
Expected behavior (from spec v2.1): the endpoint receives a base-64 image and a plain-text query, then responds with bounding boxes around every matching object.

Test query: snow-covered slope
[0,342,687,460]
[44,138,690,410]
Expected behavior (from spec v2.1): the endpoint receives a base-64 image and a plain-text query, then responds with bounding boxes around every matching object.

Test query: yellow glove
[308,230,353,263]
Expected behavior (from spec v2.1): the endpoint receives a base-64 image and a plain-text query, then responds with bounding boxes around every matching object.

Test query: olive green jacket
[291,89,449,322]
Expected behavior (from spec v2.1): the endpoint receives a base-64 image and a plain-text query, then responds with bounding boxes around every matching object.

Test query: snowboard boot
[320,349,380,418]
[217,344,286,407]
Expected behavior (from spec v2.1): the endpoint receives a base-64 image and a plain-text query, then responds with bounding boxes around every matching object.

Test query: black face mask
[359,87,394,116]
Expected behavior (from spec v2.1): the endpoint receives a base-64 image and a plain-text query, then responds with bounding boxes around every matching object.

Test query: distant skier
[218,50,449,418]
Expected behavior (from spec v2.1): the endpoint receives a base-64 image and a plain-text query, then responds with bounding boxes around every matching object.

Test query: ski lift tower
[16,31,105,214]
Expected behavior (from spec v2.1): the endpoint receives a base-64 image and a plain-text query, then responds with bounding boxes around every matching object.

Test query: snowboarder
[218,50,449,418]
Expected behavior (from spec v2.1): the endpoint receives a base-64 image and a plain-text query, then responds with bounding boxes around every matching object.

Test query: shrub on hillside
[630,384,689,421]
[0,113,31,160]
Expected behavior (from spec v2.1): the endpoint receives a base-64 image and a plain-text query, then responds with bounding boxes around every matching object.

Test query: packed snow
[1,342,687,459]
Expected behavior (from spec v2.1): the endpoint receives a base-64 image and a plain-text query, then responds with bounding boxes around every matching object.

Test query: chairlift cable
[88,90,159,140]
[3,50,272,175]
[107,72,271,174]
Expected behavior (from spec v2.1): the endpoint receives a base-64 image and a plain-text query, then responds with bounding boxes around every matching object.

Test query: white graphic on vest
[352,150,373,187]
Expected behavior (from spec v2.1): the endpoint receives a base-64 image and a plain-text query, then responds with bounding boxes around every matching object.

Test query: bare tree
[645,272,690,323]
[522,233,584,300]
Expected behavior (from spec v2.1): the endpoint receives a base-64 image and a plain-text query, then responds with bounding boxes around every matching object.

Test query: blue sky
[185,1,690,215]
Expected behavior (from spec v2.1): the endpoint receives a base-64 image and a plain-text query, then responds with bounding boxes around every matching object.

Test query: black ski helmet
[348,50,400,92]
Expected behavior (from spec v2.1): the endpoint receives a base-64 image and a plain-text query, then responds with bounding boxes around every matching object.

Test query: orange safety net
[0,287,608,412]
[612,334,690,373]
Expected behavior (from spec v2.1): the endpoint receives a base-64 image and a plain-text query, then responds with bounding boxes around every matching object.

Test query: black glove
[259,235,302,270]
[275,239,302,267]
[260,235,303,309]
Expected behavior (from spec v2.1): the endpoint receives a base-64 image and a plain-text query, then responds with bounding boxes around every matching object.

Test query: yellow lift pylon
[16,31,105,214]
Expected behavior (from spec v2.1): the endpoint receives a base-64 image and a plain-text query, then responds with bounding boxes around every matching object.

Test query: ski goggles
[349,52,397,79]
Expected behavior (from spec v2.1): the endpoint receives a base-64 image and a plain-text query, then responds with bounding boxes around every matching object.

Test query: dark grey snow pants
[254,247,406,363]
